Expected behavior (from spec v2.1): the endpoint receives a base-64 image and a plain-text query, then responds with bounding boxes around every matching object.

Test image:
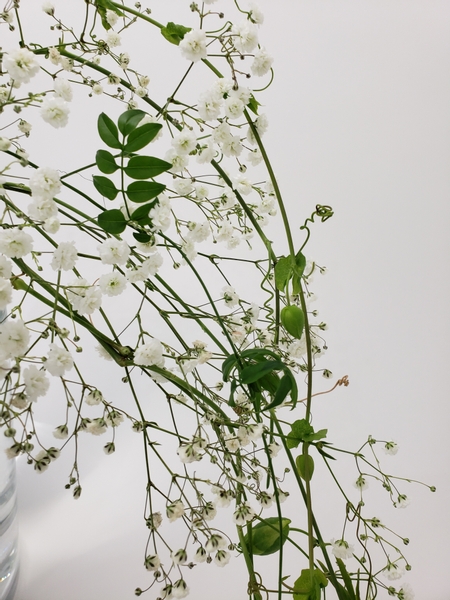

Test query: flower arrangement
[0,1,438,599]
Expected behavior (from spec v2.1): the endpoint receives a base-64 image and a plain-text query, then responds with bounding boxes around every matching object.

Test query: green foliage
[274,251,306,293]
[244,517,291,556]
[161,22,191,45]
[97,113,122,149]
[124,156,172,180]
[93,0,123,30]
[293,569,328,600]
[97,209,126,234]
[96,150,118,174]
[281,305,304,339]
[286,419,327,449]
[296,453,315,481]
[130,202,157,227]
[124,123,163,153]
[93,175,118,200]
[118,109,147,136]
[247,95,260,115]
[126,181,166,203]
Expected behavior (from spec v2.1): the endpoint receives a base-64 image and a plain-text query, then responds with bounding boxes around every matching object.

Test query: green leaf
[93,175,118,200]
[94,0,123,30]
[133,231,152,243]
[126,181,165,203]
[281,305,305,339]
[335,559,357,600]
[292,251,307,295]
[98,113,122,149]
[130,202,157,226]
[96,150,118,174]
[247,95,260,115]
[124,123,163,152]
[240,360,284,384]
[244,517,291,556]
[286,419,314,449]
[293,569,327,600]
[274,256,292,291]
[296,454,315,481]
[97,209,126,234]
[118,109,147,136]
[307,428,328,442]
[264,374,292,411]
[124,156,172,179]
[161,22,191,45]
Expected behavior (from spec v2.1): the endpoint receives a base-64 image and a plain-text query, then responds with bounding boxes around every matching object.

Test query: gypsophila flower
[48,47,61,65]
[0,278,12,310]
[396,494,410,509]
[98,238,130,265]
[331,539,354,560]
[171,549,188,565]
[134,339,164,368]
[257,492,273,509]
[53,424,69,439]
[214,550,231,567]
[384,441,399,455]
[45,343,73,376]
[106,9,118,26]
[0,320,30,360]
[23,365,50,401]
[0,228,33,258]
[86,389,103,406]
[92,83,103,95]
[54,77,73,102]
[398,583,415,600]
[98,272,127,296]
[144,554,161,571]
[166,500,185,522]
[233,503,255,525]
[87,418,108,436]
[195,547,207,563]
[29,166,61,200]
[179,29,207,62]
[60,56,74,71]
[232,21,258,53]
[172,129,197,155]
[0,138,11,151]
[172,580,189,600]
[105,410,124,427]
[10,393,28,409]
[106,31,121,47]
[42,2,55,15]
[146,512,163,530]
[41,96,70,128]
[0,256,12,279]
[205,534,227,553]
[4,48,40,84]
[51,241,78,271]
[383,562,405,581]
[223,285,239,307]
[251,47,273,77]
[354,475,368,491]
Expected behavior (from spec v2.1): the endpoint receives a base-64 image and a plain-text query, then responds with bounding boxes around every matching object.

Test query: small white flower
[60,56,74,71]
[92,83,103,95]
[134,339,165,368]
[0,320,29,360]
[18,120,32,135]
[234,174,253,196]
[233,503,255,526]
[106,31,121,48]
[98,271,127,296]
[179,29,207,62]
[0,228,33,258]
[0,137,11,151]
[187,222,210,243]
[23,365,50,401]
[248,2,264,24]
[195,547,207,563]
[29,166,61,200]
[144,554,161,571]
[395,494,410,509]
[53,424,69,439]
[98,239,130,265]
[384,441,399,455]
[54,77,73,102]
[232,21,258,53]
[166,500,185,522]
[354,475,368,491]
[214,550,231,567]
[4,48,40,84]
[41,96,70,128]
[0,256,12,279]
[0,278,12,310]
[85,389,104,406]
[224,96,245,120]
[197,90,222,121]
[205,534,227,553]
[171,548,188,565]
[45,343,73,376]
[87,418,108,436]
[172,130,197,155]
[43,217,60,234]
[51,241,78,271]
[257,492,273,509]
[331,539,354,560]
[106,9,118,26]
[42,2,55,15]
[224,433,241,452]
[383,561,405,581]
[398,583,415,600]
[48,47,61,65]
[251,47,274,77]
[222,285,239,307]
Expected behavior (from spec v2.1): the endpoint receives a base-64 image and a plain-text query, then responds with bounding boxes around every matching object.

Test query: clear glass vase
[0,308,19,600]
[0,431,19,600]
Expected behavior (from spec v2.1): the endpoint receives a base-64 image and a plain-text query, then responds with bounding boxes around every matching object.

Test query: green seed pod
[281,305,305,339]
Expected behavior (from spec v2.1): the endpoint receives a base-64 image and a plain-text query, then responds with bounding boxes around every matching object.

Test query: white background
[8,1,450,599]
